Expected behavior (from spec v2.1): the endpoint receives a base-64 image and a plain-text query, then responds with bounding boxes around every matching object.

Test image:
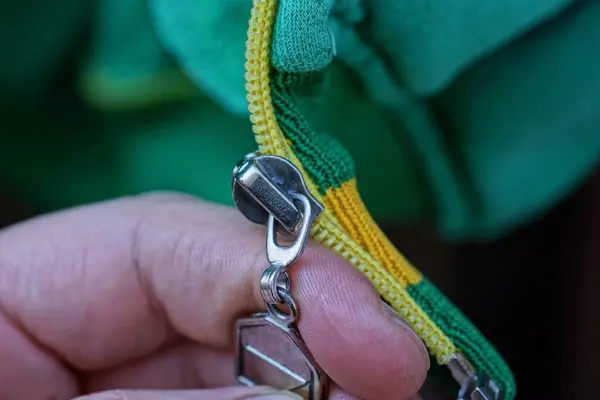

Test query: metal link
[260,264,290,305]
[259,251,299,326]
[265,286,298,326]
[259,193,314,326]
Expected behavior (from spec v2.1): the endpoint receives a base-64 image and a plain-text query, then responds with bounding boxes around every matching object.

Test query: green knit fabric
[271,0,335,72]
[270,71,355,193]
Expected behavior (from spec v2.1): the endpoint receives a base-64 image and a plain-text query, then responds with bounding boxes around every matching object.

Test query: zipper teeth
[245,0,287,156]
[245,0,456,363]
[245,0,327,207]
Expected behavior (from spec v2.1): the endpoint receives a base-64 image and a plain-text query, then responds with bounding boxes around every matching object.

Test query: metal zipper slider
[232,153,328,400]
[232,152,323,234]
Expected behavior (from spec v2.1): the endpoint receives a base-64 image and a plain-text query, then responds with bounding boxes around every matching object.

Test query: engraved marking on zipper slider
[232,153,323,234]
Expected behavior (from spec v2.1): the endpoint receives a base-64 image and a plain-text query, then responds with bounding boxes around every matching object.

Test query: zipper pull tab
[449,353,500,400]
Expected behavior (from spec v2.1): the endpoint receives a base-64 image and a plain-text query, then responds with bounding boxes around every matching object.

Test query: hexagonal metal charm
[235,313,327,399]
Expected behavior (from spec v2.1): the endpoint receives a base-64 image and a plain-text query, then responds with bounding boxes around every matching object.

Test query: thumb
[74,386,302,400]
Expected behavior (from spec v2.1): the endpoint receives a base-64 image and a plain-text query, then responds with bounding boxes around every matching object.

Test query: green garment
[0,0,599,242]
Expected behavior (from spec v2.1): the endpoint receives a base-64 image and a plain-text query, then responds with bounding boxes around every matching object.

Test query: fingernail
[382,301,431,369]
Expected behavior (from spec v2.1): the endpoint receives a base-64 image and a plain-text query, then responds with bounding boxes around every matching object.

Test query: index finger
[0,192,428,399]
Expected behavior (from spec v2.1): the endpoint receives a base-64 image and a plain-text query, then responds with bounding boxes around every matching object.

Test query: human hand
[0,193,429,399]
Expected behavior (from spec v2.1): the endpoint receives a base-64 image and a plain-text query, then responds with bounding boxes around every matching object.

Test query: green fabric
[1,0,599,243]
[271,0,335,72]
[408,279,516,399]
[435,0,600,239]
[365,0,575,94]
[328,18,472,232]
[299,62,429,220]
[149,0,251,115]
[332,0,363,23]
[269,0,600,240]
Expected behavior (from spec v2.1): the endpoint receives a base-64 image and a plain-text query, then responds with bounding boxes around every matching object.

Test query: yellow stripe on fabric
[244,0,457,364]
[325,179,422,286]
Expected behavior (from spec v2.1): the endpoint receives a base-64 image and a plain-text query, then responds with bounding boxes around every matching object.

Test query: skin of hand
[0,192,429,400]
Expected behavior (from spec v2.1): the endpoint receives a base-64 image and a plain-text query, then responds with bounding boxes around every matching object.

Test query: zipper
[242,0,504,398]
[245,0,455,364]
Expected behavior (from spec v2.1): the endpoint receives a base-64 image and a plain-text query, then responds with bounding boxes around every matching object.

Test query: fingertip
[381,302,431,370]
[292,245,428,399]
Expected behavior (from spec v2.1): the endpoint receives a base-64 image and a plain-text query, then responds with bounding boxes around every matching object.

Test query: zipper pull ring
[259,264,297,325]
